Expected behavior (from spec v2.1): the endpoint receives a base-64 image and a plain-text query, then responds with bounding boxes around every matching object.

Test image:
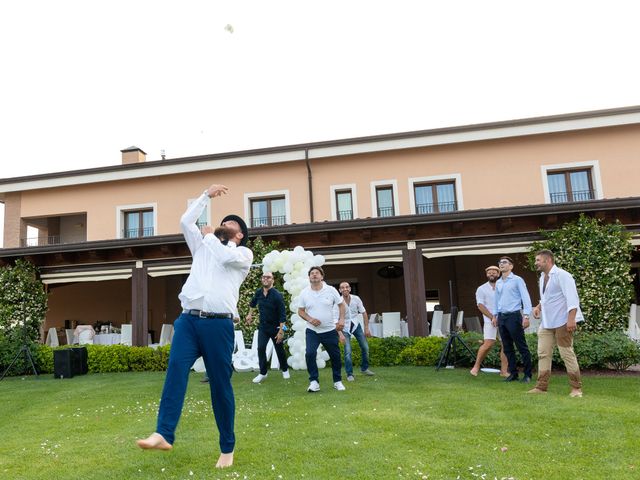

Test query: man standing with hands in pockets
[137,183,253,470]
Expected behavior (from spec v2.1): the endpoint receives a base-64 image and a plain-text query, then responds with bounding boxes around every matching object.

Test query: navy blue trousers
[305,328,342,383]
[156,312,235,453]
[257,328,289,375]
[498,311,532,378]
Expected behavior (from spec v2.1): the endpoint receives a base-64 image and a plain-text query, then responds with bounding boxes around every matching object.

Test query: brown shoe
[527,387,547,394]
[136,433,173,450]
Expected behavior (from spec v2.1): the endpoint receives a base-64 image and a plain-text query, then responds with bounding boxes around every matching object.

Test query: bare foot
[216,451,234,468]
[527,387,547,394]
[569,389,583,398]
[499,372,510,378]
[136,433,173,451]
[469,368,479,377]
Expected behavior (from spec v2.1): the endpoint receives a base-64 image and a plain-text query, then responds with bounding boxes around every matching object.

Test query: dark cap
[221,214,249,247]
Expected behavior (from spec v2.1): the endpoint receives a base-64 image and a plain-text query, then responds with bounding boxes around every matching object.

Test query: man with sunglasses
[493,256,533,383]
[247,271,290,383]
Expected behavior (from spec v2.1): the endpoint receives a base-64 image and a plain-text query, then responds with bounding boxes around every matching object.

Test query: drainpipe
[305,149,314,222]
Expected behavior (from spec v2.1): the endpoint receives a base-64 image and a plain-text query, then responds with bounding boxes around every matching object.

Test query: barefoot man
[137,183,253,469]
[470,266,508,377]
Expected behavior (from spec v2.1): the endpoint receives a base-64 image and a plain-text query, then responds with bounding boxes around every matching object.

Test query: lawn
[0,367,638,480]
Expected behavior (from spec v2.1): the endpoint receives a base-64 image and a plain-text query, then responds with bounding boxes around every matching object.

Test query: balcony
[550,190,594,204]
[416,202,457,214]
[122,227,155,239]
[251,215,286,228]
[377,207,395,218]
[21,213,87,247]
[338,210,353,221]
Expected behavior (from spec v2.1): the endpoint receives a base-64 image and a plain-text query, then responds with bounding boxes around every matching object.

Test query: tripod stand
[436,282,476,370]
[0,319,39,381]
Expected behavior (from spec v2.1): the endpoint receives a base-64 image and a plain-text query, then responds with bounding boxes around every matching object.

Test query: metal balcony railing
[21,235,61,247]
[338,210,353,221]
[122,227,155,238]
[416,201,458,214]
[377,206,395,217]
[251,215,286,228]
[550,189,595,203]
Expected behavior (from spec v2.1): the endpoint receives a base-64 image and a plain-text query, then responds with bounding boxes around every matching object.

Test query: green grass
[0,367,638,480]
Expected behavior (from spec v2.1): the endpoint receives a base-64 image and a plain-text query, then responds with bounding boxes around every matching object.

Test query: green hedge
[15,331,640,377]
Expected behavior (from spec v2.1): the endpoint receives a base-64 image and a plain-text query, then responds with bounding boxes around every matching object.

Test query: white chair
[78,329,94,345]
[65,329,75,345]
[382,312,401,337]
[441,313,451,336]
[369,313,379,324]
[455,310,464,330]
[120,324,132,346]
[429,310,445,337]
[627,304,640,341]
[45,327,59,347]
[463,316,483,334]
[525,315,541,334]
[149,324,175,349]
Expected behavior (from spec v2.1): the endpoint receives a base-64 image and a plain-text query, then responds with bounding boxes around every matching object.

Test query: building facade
[1,107,639,345]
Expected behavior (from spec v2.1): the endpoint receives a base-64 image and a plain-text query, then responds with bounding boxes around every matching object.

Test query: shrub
[368,336,417,366]
[398,336,446,366]
[570,331,640,371]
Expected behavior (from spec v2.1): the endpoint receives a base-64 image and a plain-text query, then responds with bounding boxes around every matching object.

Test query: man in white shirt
[137,183,253,469]
[297,266,346,392]
[337,282,375,381]
[470,266,508,377]
[528,249,584,397]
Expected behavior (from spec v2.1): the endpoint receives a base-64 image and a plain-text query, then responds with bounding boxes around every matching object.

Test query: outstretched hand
[207,184,228,198]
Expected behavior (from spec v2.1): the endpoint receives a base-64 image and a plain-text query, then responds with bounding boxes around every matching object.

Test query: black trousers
[498,311,532,377]
[257,328,289,375]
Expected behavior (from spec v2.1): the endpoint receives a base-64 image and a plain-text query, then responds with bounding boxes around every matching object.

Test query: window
[414,181,457,214]
[375,186,395,217]
[250,196,286,227]
[123,209,154,238]
[188,198,210,229]
[335,190,353,220]
[547,169,594,203]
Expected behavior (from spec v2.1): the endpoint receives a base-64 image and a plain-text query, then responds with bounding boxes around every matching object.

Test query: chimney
[121,146,147,165]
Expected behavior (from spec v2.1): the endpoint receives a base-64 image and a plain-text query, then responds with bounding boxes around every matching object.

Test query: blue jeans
[305,329,342,383]
[343,324,370,376]
[156,312,235,453]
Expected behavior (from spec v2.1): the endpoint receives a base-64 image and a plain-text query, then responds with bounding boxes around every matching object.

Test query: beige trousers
[535,324,582,391]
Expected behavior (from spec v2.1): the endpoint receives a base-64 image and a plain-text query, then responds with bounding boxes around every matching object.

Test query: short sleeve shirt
[298,282,343,334]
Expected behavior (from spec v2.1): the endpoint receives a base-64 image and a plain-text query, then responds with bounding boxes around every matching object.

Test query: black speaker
[53,349,74,379]
[71,347,88,375]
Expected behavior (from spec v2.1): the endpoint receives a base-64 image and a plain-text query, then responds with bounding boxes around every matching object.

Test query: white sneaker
[347,375,355,382]
[307,380,320,392]
[334,381,346,391]
[282,370,290,379]
[252,373,268,384]
[362,369,375,376]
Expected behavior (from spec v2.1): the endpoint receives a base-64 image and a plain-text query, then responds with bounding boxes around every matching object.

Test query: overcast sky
[2,1,640,244]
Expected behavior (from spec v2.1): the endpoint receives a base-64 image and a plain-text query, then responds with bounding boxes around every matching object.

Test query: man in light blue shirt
[493,256,533,383]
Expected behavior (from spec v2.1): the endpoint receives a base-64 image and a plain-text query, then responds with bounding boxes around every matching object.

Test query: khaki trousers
[535,324,582,391]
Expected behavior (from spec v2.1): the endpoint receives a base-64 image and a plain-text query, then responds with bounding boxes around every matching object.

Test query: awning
[41,268,133,285]
[422,241,532,259]
[323,250,403,265]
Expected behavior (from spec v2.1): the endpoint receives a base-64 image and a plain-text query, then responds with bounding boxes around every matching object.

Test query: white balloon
[313,254,325,266]
[316,359,326,369]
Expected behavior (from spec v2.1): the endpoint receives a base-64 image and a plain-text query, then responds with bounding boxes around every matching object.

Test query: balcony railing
[416,201,458,214]
[21,235,61,247]
[123,227,155,238]
[377,206,395,217]
[338,210,353,221]
[550,190,594,204]
[251,215,286,228]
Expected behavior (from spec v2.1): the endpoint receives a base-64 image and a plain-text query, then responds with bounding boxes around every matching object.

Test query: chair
[525,315,541,334]
[441,313,451,336]
[149,324,174,349]
[382,312,401,337]
[627,304,640,341]
[455,310,464,330]
[463,316,483,334]
[369,313,379,323]
[45,327,59,347]
[429,310,445,337]
[78,329,94,345]
[65,329,75,345]
[120,324,132,346]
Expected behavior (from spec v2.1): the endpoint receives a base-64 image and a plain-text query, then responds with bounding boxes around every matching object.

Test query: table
[368,321,409,338]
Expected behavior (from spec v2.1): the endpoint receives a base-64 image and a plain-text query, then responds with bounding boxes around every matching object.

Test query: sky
[2,0,640,244]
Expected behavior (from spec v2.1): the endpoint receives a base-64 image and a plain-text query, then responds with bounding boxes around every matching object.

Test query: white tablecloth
[368,321,409,338]
[94,333,121,345]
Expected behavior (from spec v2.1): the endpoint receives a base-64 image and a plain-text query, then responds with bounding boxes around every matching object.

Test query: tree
[528,214,634,333]
[0,259,48,374]
[236,237,290,341]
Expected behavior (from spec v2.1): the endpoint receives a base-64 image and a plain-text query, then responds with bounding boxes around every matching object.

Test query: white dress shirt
[178,192,253,316]
[342,294,366,333]
[475,281,496,324]
[539,265,584,329]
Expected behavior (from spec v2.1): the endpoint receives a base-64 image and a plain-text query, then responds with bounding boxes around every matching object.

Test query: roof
[1,105,640,197]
